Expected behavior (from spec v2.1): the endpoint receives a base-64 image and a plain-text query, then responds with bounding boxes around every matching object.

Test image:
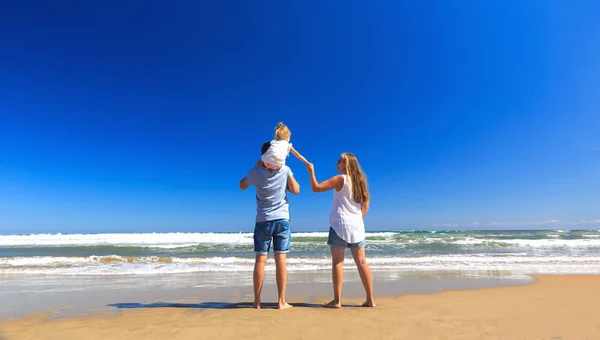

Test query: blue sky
[1,0,599,234]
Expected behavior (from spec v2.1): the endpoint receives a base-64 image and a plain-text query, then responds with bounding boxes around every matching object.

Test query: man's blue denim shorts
[254,219,291,254]
[327,227,366,249]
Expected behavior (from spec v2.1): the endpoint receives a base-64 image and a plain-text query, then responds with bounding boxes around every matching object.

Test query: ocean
[2,229,600,276]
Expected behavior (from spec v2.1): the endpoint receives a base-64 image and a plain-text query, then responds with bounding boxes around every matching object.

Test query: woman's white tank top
[329,175,365,243]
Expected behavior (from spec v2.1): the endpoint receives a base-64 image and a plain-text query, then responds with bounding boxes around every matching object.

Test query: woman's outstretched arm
[306,163,344,192]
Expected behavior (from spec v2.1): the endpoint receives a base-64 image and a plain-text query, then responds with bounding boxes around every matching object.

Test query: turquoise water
[2,230,600,275]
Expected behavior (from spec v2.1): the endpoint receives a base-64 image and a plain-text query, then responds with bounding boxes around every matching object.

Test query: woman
[306,153,375,308]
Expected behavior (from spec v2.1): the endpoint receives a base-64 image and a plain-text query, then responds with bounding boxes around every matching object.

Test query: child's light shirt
[261,140,291,169]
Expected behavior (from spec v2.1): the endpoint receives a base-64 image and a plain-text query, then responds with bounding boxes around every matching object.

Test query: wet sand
[0,269,530,319]
[2,275,599,339]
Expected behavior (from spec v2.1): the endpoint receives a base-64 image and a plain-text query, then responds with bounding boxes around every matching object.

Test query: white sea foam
[0,233,256,247]
[3,255,600,275]
[0,232,401,248]
[4,232,600,248]
[292,232,329,238]
[449,237,600,247]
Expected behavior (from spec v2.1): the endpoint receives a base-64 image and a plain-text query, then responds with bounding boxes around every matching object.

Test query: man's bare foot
[253,302,261,309]
[362,301,376,307]
[322,300,341,309]
[278,302,293,309]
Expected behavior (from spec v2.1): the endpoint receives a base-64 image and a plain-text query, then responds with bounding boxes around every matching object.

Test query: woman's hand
[306,162,314,173]
[306,162,343,192]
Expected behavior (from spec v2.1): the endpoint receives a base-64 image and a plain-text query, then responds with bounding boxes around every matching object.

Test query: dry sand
[2,275,599,340]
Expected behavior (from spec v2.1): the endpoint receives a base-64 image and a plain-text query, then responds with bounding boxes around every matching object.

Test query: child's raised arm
[290,146,309,165]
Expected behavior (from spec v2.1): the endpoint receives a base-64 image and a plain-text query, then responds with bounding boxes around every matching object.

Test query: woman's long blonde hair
[341,153,369,204]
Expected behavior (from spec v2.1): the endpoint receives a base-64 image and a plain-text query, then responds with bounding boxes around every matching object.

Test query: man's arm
[240,167,257,191]
[287,175,300,195]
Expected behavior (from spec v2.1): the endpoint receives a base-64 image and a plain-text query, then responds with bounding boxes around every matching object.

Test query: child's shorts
[264,162,282,170]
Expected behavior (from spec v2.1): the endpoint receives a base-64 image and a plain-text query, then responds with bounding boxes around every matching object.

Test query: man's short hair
[261,141,271,155]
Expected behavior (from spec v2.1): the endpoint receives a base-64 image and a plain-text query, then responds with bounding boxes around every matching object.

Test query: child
[261,122,309,169]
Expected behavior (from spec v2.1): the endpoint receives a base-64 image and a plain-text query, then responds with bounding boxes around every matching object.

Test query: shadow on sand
[108,301,364,310]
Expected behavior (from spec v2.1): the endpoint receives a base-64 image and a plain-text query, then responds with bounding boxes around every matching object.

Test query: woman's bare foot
[278,302,293,309]
[253,301,261,309]
[322,300,341,309]
[362,301,376,307]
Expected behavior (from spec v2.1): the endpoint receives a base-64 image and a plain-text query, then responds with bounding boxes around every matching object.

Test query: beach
[1,275,599,339]
[4,0,598,337]
[2,231,600,338]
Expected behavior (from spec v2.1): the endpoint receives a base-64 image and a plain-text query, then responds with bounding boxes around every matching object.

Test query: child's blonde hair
[274,122,291,141]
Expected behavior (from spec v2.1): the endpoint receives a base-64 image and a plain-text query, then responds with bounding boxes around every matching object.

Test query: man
[239,141,300,309]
